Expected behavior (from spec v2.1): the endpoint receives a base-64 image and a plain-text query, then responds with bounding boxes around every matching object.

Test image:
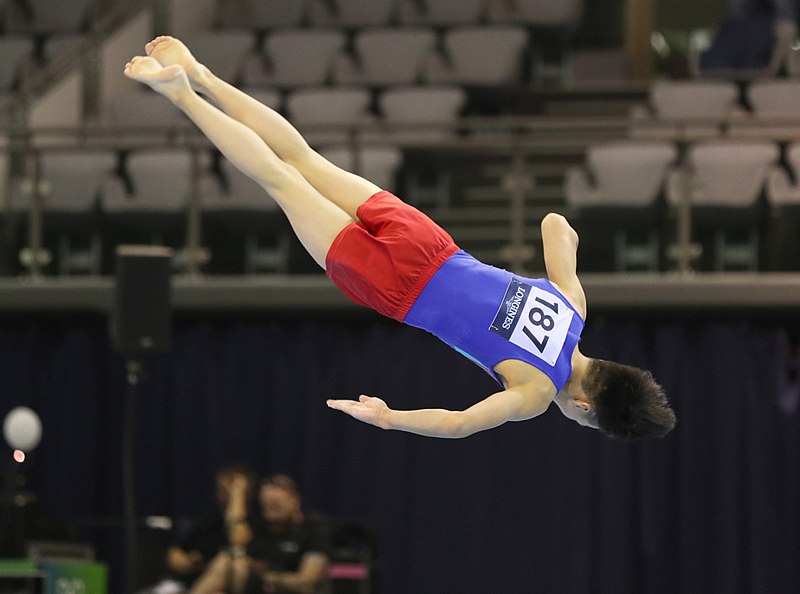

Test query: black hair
[583,359,676,439]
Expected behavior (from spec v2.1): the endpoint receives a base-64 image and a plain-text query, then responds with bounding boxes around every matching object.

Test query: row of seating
[5,136,800,275]
[565,139,800,271]
[107,84,466,146]
[0,0,97,35]
[5,146,403,217]
[0,0,581,34]
[631,79,800,140]
[0,24,535,96]
[0,144,403,275]
[0,0,583,95]
[213,0,582,31]
[187,25,534,90]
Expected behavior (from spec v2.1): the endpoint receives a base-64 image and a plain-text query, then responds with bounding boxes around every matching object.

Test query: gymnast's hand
[327,395,390,429]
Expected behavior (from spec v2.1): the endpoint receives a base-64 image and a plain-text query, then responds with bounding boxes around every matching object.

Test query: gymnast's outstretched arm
[327,384,552,439]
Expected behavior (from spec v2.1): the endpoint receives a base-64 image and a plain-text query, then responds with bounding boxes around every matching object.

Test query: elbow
[541,212,578,246]
[447,412,476,439]
[541,212,568,229]
[541,213,573,237]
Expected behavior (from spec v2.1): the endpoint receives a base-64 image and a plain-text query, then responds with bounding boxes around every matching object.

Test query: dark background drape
[1,311,798,594]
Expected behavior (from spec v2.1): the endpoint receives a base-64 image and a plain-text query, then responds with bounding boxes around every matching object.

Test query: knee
[257,158,305,192]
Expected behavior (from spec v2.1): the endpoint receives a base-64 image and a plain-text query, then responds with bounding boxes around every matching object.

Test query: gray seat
[320,145,403,192]
[204,159,290,274]
[397,0,484,26]
[486,0,582,27]
[105,90,191,144]
[424,26,529,86]
[373,85,466,210]
[377,85,466,144]
[311,0,399,28]
[564,141,677,271]
[11,150,121,275]
[3,0,94,34]
[729,80,800,139]
[215,0,310,29]
[180,31,256,83]
[767,142,800,208]
[286,87,374,147]
[334,27,437,87]
[103,149,214,265]
[246,29,345,88]
[566,142,677,209]
[629,80,742,140]
[766,142,800,270]
[666,140,778,271]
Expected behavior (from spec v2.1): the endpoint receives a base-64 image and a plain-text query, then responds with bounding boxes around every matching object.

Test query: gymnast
[124,36,676,440]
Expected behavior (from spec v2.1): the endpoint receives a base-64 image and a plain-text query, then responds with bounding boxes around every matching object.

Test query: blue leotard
[404,250,585,391]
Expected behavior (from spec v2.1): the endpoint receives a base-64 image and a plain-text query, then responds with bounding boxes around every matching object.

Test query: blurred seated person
[142,464,258,594]
[699,0,798,73]
[189,473,331,594]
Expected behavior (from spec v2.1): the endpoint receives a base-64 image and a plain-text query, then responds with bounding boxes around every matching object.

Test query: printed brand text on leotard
[490,278,574,366]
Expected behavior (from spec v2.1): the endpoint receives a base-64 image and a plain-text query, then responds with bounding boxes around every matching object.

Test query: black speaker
[111,245,173,354]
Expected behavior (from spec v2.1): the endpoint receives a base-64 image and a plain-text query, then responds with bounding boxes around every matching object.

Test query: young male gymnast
[124,36,676,440]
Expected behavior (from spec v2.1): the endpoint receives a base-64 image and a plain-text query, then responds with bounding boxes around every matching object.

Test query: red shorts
[326,191,459,322]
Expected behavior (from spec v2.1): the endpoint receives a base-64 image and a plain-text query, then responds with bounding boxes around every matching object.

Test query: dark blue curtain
[0,312,798,594]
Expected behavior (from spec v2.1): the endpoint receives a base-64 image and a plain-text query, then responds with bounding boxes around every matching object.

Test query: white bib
[489,279,574,366]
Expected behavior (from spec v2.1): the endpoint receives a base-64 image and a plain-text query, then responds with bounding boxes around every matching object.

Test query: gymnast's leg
[123,56,350,270]
[143,35,380,219]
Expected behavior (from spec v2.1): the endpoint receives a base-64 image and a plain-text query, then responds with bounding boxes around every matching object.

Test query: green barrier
[39,561,108,594]
[0,558,39,573]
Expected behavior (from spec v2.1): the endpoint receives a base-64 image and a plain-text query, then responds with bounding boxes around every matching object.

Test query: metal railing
[2,111,798,279]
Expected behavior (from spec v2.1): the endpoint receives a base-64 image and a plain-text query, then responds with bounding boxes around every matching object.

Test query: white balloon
[3,406,42,451]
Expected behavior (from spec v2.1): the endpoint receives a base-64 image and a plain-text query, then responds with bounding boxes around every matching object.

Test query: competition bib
[489,279,574,366]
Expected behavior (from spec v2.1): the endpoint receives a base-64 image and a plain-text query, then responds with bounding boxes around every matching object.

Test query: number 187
[522,296,559,353]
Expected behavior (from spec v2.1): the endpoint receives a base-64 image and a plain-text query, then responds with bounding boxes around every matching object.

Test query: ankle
[168,86,197,106]
[191,63,213,91]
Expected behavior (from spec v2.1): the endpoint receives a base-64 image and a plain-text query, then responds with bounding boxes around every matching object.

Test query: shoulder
[548,279,587,320]
[496,360,558,398]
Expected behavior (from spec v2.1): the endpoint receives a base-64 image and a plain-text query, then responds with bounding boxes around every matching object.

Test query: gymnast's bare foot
[145,35,210,92]
[123,56,192,101]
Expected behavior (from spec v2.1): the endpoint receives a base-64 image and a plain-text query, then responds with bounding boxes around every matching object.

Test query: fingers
[327,396,373,409]
[326,399,351,411]
[327,399,369,417]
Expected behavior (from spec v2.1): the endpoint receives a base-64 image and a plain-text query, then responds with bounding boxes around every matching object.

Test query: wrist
[378,408,393,430]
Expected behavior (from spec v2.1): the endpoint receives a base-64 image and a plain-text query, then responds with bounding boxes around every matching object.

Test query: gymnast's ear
[573,398,591,412]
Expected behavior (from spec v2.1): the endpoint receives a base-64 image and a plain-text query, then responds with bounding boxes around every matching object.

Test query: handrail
[2,113,797,279]
[5,111,800,147]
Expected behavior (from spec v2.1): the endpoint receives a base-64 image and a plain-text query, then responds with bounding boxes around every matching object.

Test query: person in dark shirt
[143,464,257,593]
[189,474,330,594]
